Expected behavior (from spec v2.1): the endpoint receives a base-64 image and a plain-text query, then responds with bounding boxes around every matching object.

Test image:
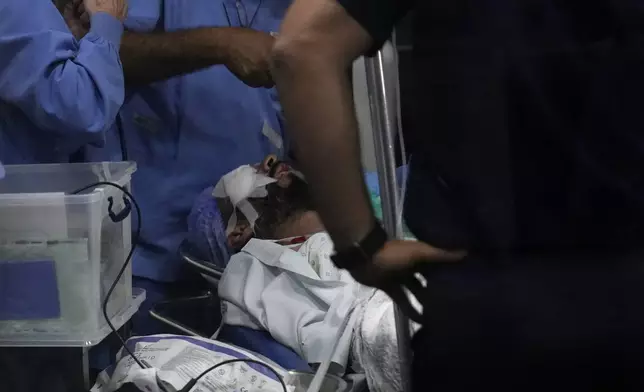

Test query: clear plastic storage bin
[0,162,139,346]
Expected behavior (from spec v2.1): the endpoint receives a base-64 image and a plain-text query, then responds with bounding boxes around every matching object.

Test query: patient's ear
[227,222,254,251]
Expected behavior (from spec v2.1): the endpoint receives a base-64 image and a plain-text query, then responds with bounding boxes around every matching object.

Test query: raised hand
[83,0,128,22]
[61,0,88,39]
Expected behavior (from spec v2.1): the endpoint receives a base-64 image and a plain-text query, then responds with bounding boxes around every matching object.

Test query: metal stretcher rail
[364,45,413,392]
[178,241,224,280]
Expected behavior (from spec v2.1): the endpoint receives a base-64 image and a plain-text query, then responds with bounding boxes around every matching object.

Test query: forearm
[272,54,374,249]
[0,4,124,135]
[120,27,237,85]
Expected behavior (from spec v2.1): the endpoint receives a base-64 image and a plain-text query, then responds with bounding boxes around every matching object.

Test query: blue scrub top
[87,0,291,282]
[0,0,125,164]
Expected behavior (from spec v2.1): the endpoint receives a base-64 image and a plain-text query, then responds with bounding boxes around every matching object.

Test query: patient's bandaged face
[215,162,314,240]
[213,165,276,234]
[189,160,312,265]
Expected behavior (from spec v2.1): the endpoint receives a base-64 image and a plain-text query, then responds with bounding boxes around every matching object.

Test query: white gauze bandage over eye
[212,165,277,235]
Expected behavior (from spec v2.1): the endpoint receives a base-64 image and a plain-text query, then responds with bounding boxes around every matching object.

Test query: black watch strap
[331,222,388,270]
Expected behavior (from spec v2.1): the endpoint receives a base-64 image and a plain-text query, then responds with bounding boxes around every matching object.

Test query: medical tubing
[391,31,408,223]
[70,181,147,371]
[178,358,287,392]
[392,30,407,171]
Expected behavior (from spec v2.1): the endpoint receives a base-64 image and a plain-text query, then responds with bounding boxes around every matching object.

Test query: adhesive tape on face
[213,165,277,234]
[213,165,276,205]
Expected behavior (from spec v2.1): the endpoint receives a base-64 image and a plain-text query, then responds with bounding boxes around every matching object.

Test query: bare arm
[120,28,232,84]
[270,0,376,249]
[121,27,275,86]
[0,0,125,136]
[71,0,275,86]
[272,0,463,304]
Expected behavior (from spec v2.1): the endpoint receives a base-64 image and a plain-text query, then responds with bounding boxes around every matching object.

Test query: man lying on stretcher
[187,155,410,392]
[188,155,320,266]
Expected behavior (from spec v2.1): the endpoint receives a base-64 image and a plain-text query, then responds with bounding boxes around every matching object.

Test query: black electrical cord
[72,181,285,392]
[116,114,129,161]
[70,181,146,371]
[178,358,288,392]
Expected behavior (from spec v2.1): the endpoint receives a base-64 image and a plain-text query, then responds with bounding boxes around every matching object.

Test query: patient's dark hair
[215,173,314,240]
[254,174,314,238]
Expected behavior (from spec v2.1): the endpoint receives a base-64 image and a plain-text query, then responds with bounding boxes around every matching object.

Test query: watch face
[331,223,388,269]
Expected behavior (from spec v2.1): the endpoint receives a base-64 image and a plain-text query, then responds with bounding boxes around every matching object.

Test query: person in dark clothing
[270,0,644,390]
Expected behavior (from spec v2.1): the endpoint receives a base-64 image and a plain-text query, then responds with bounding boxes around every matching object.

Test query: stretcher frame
[364,45,413,392]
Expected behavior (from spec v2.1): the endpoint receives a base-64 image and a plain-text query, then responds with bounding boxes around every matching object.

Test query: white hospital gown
[218,233,360,374]
[219,233,412,391]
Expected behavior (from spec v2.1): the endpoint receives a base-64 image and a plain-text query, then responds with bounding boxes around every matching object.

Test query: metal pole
[364,45,413,392]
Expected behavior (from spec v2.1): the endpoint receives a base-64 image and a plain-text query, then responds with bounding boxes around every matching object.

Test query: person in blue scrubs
[0,2,129,388]
[79,0,292,334]
[0,0,127,165]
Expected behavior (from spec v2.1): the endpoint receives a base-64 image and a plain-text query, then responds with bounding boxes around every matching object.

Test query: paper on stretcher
[91,334,288,392]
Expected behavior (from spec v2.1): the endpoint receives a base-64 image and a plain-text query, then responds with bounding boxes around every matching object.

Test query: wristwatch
[331,221,389,270]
